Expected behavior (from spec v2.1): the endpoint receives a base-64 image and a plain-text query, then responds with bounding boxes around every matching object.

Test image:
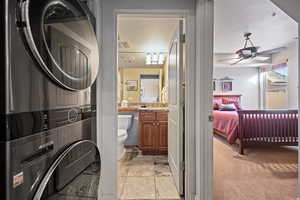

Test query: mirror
[140,75,160,103]
[118,67,166,103]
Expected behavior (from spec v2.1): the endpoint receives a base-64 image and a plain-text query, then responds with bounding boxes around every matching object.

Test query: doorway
[212,0,299,199]
[116,14,186,200]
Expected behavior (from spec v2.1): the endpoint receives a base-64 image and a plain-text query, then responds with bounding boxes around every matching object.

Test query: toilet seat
[117,129,128,160]
[118,129,128,137]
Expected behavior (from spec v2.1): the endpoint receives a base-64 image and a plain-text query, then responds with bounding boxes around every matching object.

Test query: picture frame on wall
[126,80,138,91]
[222,81,233,92]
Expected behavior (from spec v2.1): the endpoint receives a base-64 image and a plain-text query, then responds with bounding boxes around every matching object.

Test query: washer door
[20,0,99,91]
[33,140,101,200]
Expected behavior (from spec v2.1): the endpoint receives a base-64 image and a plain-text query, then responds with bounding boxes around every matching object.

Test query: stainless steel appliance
[0,0,101,199]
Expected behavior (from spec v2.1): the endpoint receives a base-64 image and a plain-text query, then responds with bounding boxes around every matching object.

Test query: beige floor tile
[127,164,155,177]
[154,164,172,177]
[118,163,130,177]
[118,177,126,199]
[155,176,180,200]
[154,155,168,163]
[127,156,156,166]
[121,177,156,199]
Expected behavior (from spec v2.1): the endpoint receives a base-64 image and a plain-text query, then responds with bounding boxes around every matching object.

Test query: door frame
[114,10,196,200]
[198,0,300,199]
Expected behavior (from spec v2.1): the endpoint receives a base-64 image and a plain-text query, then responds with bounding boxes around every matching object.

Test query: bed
[213,95,298,154]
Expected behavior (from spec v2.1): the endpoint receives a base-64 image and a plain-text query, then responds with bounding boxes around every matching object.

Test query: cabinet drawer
[139,112,156,121]
[156,112,168,121]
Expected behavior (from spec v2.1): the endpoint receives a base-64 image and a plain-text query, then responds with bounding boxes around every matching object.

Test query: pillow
[219,103,237,111]
[213,98,222,110]
[222,98,241,110]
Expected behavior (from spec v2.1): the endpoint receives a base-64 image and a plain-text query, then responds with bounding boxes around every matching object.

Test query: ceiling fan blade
[231,58,245,65]
[253,56,271,61]
[218,58,241,62]
[258,47,287,55]
[255,54,271,58]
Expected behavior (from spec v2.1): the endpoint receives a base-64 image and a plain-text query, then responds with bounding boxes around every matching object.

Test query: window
[261,62,288,109]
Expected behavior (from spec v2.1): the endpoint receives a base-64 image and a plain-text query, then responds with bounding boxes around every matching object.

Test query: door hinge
[180,161,185,171]
[180,34,186,43]
[208,115,214,122]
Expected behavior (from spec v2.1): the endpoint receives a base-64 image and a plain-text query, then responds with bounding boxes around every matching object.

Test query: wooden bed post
[237,110,244,155]
[239,140,244,155]
[213,95,298,155]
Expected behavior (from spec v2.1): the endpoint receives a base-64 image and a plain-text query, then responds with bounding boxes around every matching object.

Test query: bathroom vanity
[138,109,168,155]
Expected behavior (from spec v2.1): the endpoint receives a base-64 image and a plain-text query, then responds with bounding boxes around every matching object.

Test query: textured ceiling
[214,0,298,53]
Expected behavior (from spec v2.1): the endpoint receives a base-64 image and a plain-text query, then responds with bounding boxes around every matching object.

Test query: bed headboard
[213,94,242,104]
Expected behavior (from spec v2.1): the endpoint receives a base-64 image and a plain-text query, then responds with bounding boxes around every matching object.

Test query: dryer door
[33,140,101,200]
[20,0,99,91]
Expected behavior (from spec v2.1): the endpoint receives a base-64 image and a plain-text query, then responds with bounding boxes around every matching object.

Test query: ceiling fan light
[242,50,252,55]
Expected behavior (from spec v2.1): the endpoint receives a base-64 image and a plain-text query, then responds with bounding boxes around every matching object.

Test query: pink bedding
[213,111,239,144]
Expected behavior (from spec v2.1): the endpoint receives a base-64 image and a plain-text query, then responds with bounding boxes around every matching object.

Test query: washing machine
[0,0,101,199]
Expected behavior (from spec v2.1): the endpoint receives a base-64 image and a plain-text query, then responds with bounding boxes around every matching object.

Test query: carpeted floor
[214,135,298,200]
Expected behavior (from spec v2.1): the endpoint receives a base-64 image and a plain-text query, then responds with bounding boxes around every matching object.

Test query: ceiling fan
[219,32,286,65]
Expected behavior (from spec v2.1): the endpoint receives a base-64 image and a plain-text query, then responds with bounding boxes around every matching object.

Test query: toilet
[118,115,132,160]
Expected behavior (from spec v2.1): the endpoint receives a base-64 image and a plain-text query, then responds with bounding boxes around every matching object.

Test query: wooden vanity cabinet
[139,111,168,154]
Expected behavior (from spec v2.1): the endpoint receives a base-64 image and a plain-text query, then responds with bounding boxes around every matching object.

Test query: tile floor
[118,147,181,200]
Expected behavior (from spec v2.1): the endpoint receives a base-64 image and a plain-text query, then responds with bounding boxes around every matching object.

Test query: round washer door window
[33,140,101,200]
[21,0,99,90]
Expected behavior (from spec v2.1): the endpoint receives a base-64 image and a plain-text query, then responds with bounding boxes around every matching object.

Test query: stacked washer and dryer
[0,0,101,199]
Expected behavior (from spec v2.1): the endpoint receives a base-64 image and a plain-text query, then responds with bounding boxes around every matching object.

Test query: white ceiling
[117,1,298,68]
[118,17,178,53]
[214,0,298,53]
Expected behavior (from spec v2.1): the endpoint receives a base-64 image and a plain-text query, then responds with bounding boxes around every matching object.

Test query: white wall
[272,41,299,109]
[213,67,260,109]
[99,1,195,200]
[269,1,300,197]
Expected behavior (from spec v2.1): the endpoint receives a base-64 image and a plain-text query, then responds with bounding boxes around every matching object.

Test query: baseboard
[194,194,200,200]
[124,145,138,148]
[100,193,117,200]
[184,194,198,200]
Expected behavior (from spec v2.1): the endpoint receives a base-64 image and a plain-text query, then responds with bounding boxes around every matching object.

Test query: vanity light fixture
[146,52,165,65]
[158,53,165,64]
[146,53,152,65]
[152,53,159,63]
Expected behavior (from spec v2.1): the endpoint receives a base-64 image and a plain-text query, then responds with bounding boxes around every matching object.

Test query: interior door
[168,20,184,195]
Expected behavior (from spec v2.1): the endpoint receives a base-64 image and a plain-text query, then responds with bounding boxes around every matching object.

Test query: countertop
[118,107,169,112]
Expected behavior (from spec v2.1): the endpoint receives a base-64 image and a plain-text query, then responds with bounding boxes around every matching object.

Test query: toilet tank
[118,115,133,130]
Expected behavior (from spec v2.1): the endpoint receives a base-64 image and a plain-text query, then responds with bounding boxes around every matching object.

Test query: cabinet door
[158,122,168,153]
[140,122,157,152]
